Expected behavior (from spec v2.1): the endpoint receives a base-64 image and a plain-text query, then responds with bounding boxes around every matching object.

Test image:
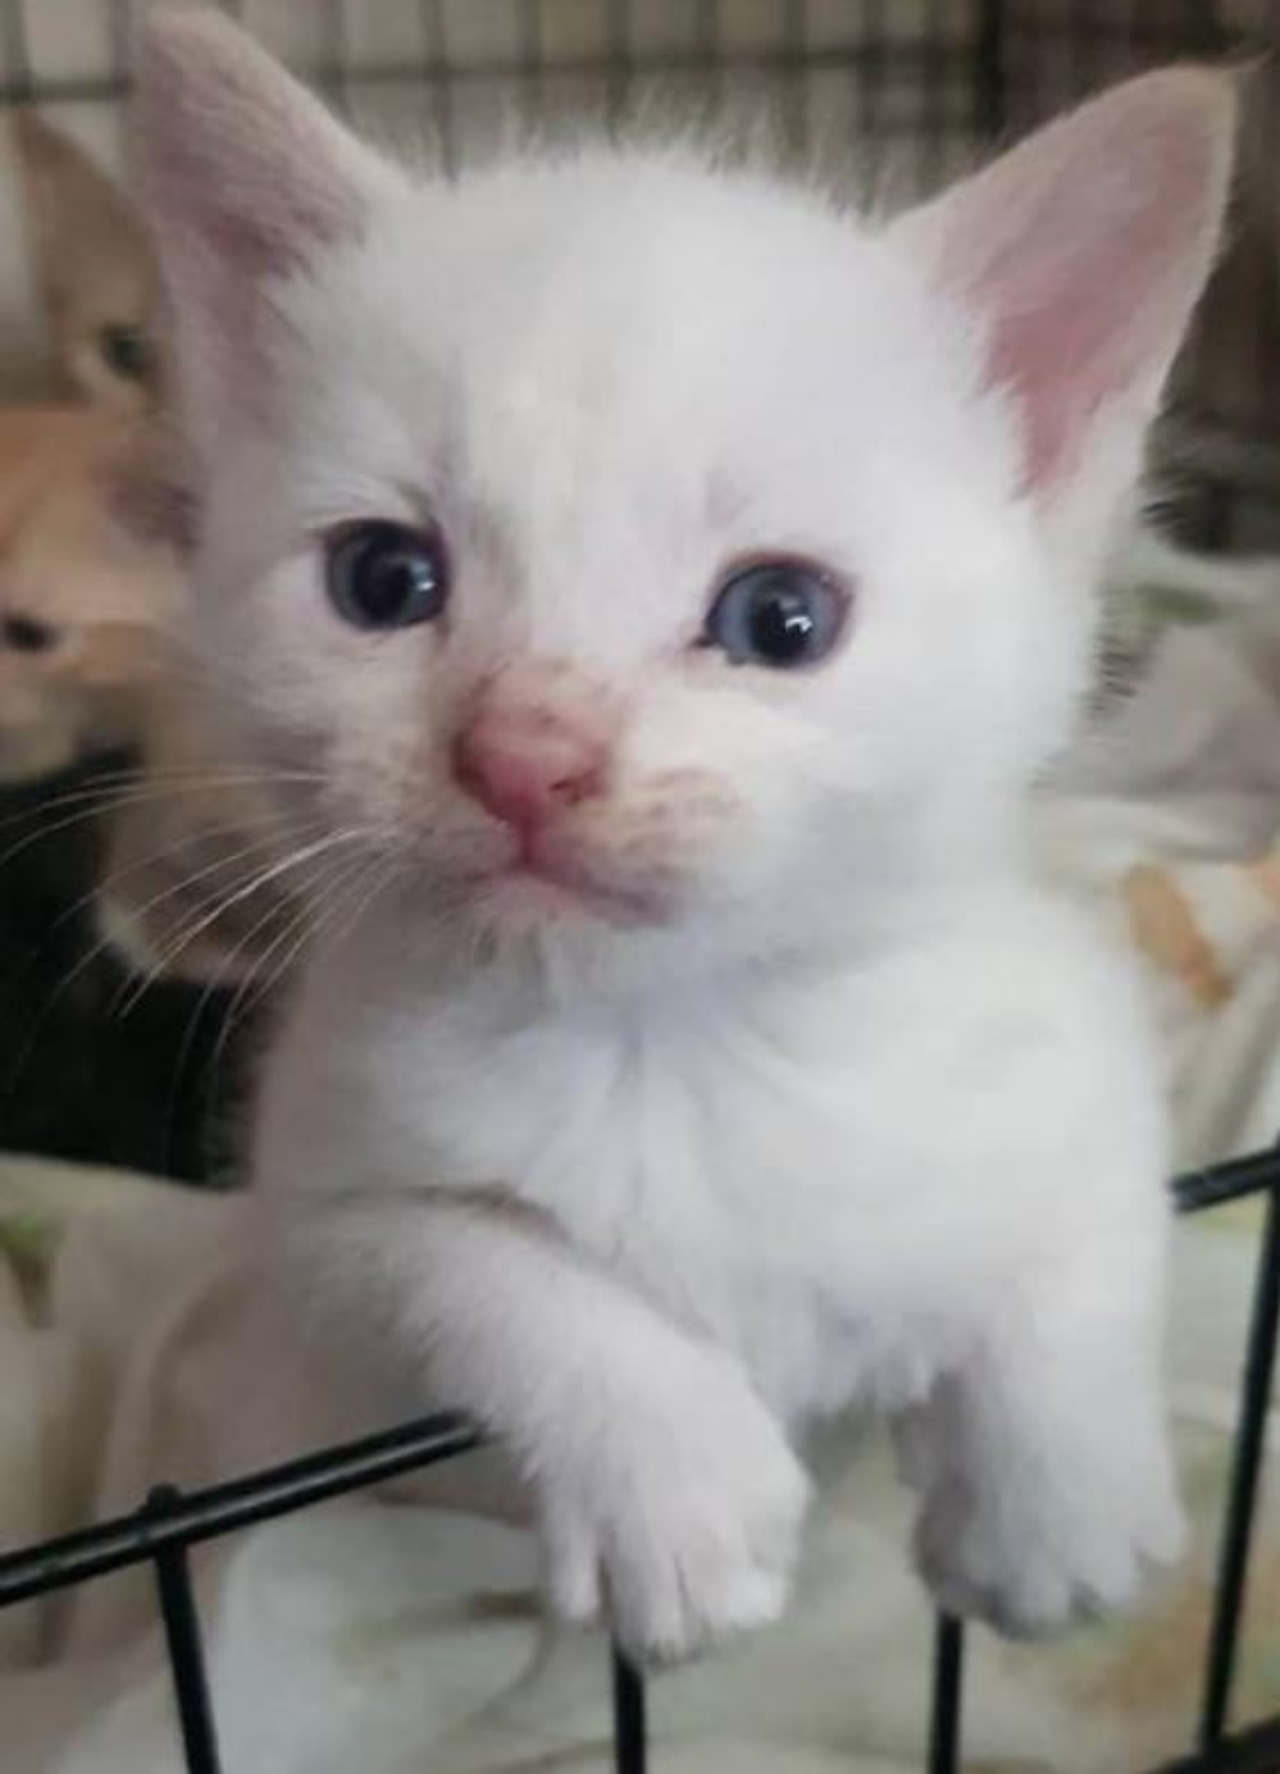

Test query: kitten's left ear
[133,10,404,454]
[894,69,1235,532]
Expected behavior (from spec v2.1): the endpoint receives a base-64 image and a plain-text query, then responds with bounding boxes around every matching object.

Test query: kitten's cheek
[580,772,743,894]
[624,770,739,829]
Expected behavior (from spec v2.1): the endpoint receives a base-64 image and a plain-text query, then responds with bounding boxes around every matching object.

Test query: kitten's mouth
[464,835,662,928]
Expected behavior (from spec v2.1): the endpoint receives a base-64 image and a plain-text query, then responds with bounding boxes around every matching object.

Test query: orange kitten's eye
[324,520,450,632]
[99,324,154,385]
[2,614,59,654]
[702,560,848,670]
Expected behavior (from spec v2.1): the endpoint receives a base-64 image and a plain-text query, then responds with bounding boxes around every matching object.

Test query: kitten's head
[135,15,1233,976]
[13,112,159,414]
[0,406,178,782]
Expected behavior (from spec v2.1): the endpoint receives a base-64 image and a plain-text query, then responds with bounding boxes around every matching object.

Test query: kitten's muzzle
[451,662,618,837]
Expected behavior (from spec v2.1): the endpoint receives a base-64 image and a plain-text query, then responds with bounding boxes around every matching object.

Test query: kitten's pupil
[358,548,420,625]
[704,562,847,669]
[99,324,153,385]
[325,520,449,632]
[3,613,58,654]
[753,589,816,663]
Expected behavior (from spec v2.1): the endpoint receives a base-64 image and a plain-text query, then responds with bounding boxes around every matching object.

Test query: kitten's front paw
[540,1369,809,1666]
[915,1472,1185,1639]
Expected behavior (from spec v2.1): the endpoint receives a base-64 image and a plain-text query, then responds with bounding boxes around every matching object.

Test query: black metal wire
[0,0,30,102]
[148,1487,223,1774]
[1181,0,1225,60]
[1156,1715,1280,1774]
[517,0,543,139]
[975,0,1007,140]
[0,39,997,116]
[696,0,722,125]
[106,0,132,89]
[0,1411,480,1608]
[1174,1149,1280,1215]
[605,0,632,138]
[928,1616,965,1774]
[1198,1185,1280,1747]
[316,0,349,109]
[859,0,888,151]
[421,0,456,178]
[779,0,809,162]
[612,1647,647,1774]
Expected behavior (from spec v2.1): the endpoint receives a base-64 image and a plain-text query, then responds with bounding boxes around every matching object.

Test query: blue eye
[702,560,848,669]
[325,520,449,632]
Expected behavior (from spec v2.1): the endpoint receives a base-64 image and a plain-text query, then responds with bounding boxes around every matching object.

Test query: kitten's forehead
[298,155,948,499]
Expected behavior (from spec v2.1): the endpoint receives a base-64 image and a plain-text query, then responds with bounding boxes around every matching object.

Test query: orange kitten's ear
[134,10,402,455]
[894,70,1235,528]
[12,110,157,413]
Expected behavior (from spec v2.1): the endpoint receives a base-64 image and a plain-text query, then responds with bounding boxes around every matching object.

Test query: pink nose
[453,688,610,830]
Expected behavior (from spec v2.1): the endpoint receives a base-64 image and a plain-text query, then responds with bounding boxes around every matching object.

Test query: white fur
[136,15,1232,1662]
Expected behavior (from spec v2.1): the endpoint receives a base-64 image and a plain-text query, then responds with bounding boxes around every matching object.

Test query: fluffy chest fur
[260,879,1162,1424]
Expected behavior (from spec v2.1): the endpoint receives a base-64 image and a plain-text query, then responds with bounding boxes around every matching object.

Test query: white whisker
[182,844,390,1175]
[0,769,319,877]
[115,827,371,1013]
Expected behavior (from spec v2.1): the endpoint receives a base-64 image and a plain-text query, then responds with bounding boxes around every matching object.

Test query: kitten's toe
[538,1358,807,1663]
[610,1534,794,1667]
[915,1480,1186,1639]
[542,1503,603,1625]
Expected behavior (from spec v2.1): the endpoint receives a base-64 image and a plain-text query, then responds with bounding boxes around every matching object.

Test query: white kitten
[135,15,1232,1663]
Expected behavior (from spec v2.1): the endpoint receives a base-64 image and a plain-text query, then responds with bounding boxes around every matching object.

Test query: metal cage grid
[1,1152,1277,1774]
[0,0,1015,209]
[0,4,1278,1771]
[0,3,1255,192]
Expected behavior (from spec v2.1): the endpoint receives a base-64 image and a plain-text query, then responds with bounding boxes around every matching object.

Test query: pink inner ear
[978,201,1181,491]
[982,281,1094,491]
[914,70,1232,500]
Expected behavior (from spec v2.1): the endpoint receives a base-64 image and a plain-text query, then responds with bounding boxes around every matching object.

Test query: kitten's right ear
[134,10,402,452]
[892,69,1234,548]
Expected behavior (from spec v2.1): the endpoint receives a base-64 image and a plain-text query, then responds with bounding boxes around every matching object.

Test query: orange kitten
[0,403,285,981]
[0,405,171,781]
[0,120,290,984]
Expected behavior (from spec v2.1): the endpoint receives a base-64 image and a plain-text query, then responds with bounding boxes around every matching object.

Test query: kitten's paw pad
[541,1383,809,1665]
[915,1482,1186,1640]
